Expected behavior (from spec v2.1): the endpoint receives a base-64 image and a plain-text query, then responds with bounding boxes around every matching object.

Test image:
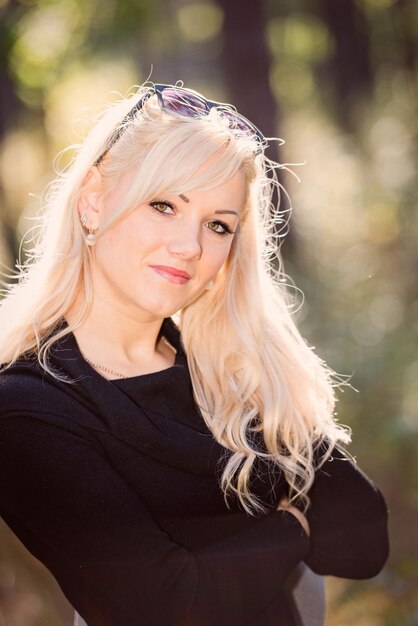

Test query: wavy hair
[0,82,351,515]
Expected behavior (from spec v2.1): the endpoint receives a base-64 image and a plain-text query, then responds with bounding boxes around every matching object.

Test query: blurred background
[0,0,417,624]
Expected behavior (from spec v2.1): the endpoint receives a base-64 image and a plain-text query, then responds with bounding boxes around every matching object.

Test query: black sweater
[0,318,389,626]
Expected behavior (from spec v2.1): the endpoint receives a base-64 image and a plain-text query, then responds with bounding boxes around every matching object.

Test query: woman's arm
[0,414,309,626]
[303,445,389,579]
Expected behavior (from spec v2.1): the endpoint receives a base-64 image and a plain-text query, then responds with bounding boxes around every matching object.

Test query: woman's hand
[277,495,310,537]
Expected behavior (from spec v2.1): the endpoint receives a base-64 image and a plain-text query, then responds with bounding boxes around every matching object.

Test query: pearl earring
[205,279,214,290]
[80,213,98,246]
[85,228,97,246]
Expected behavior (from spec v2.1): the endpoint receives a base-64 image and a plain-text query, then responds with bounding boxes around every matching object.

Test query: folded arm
[0,414,309,626]
[303,445,389,578]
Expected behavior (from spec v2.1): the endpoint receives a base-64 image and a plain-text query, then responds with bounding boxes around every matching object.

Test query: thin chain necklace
[82,336,177,379]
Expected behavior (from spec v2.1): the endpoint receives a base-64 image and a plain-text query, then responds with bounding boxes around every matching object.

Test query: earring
[80,213,98,246]
[205,279,214,290]
[85,228,97,246]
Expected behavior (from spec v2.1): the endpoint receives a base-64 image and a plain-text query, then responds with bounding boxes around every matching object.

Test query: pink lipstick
[149,265,191,285]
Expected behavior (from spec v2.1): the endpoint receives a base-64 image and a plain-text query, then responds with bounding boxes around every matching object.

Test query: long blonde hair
[0,83,351,515]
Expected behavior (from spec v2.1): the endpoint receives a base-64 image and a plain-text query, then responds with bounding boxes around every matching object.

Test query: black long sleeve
[0,320,389,625]
[161,446,389,581]
[304,445,389,578]
[0,414,308,626]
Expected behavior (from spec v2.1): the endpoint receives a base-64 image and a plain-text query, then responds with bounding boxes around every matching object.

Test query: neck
[65,296,175,378]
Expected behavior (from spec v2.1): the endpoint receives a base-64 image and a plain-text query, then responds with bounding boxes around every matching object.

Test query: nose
[166,222,202,261]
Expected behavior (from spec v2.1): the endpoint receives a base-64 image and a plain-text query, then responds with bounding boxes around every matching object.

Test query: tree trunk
[217,0,278,153]
[320,0,373,131]
[0,0,24,266]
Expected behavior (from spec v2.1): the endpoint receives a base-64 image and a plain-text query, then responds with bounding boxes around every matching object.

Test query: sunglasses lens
[161,88,207,117]
[221,111,256,135]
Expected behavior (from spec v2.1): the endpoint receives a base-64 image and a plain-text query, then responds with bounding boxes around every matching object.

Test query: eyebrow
[214,210,239,216]
[178,194,239,217]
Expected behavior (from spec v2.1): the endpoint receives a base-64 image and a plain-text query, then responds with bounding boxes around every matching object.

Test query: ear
[78,166,103,230]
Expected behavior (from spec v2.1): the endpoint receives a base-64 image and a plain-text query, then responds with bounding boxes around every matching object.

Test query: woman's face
[89,167,247,321]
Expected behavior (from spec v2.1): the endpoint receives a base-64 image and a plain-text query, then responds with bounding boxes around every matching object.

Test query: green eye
[207,220,234,236]
[150,201,175,214]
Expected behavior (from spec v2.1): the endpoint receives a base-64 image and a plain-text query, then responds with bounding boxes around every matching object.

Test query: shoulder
[0,358,48,412]
[0,357,99,437]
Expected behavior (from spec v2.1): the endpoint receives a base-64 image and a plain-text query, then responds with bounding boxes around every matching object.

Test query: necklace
[82,336,177,379]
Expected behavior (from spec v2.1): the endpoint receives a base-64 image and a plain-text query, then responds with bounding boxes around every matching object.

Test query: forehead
[181,168,248,213]
[103,155,250,219]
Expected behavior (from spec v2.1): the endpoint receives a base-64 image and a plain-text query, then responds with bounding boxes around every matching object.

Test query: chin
[131,288,202,319]
[132,300,182,319]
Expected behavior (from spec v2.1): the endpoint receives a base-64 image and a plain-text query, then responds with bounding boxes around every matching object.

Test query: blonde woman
[0,83,388,626]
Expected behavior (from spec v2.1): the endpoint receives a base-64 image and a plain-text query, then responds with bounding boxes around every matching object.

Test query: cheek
[204,238,235,275]
[97,228,132,270]
[98,216,157,267]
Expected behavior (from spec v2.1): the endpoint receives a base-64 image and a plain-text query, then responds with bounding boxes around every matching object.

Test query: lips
[149,265,192,284]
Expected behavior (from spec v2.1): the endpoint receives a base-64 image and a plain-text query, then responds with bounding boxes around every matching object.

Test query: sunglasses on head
[95,83,266,165]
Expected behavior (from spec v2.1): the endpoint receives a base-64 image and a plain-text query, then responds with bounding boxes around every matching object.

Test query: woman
[0,82,389,626]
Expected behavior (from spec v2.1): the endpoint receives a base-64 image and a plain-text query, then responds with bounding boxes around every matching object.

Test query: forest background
[0,0,417,624]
